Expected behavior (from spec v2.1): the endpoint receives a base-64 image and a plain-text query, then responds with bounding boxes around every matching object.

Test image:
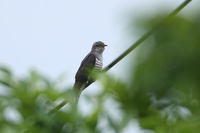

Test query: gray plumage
[73,41,107,102]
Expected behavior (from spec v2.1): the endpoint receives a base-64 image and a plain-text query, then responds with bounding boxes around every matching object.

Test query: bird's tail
[73,82,82,105]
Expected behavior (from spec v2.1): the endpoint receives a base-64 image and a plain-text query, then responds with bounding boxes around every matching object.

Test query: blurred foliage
[1,11,200,133]
[129,14,200,133]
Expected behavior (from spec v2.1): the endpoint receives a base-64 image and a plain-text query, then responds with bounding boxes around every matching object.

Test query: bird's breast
[95,58,103,70]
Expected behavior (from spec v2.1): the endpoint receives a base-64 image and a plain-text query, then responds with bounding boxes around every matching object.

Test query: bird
[73,41,107,102]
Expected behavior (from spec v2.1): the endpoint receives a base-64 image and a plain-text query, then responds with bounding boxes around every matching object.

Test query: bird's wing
[75,53,96,84]
[73,54,96,101]
[80,53,96,72]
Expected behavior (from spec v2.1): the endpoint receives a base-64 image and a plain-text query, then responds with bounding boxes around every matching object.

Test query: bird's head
[91,41,107,54]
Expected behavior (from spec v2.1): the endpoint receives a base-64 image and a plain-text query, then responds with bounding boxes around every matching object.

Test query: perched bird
[73,41,107,101]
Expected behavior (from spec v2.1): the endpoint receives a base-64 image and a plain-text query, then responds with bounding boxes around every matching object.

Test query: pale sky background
[0,0,198,132]
[0,0,198,83]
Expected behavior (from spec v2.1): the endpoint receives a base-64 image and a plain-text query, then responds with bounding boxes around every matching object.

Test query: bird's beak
[104,44,108,47]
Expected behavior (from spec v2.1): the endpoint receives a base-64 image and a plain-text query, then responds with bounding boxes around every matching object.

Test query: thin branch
[48,100,68,114]
[103,0,192,72]
[48,0,192,114]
